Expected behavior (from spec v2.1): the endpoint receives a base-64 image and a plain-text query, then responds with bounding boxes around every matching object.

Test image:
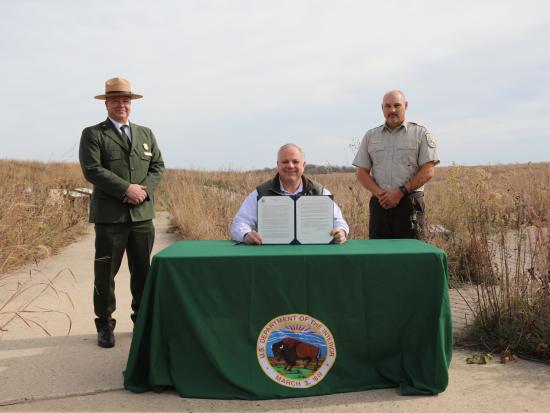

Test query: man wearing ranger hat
[79,77,165,348]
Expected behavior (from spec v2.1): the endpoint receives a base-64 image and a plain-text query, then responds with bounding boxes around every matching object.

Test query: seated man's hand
[330,228,347,244]
[244,230,263,245]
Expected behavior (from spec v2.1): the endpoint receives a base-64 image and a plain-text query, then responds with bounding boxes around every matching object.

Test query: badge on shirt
[144,151,153,156]
[426,132,437,148]
[143,143,149,151]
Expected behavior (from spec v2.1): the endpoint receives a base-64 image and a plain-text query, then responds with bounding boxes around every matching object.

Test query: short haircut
[277,143,305,159]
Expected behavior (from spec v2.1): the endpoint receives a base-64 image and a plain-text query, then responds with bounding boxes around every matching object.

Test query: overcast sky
[1,0,549,170]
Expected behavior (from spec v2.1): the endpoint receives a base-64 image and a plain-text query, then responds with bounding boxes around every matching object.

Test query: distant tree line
[305,164,355,174]
[258,164,355,174]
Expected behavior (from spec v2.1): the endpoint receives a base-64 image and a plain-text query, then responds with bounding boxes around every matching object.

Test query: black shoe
[97,327,115,348]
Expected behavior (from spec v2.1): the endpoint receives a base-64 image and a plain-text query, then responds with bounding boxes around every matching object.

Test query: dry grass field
[0,160,88,275]
[1,159,548,361]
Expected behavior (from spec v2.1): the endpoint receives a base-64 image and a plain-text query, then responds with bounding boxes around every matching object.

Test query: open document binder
[257,195,334,244]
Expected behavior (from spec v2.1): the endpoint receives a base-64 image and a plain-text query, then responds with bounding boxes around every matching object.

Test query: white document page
[295,196,333,244]
[257,196,295,244]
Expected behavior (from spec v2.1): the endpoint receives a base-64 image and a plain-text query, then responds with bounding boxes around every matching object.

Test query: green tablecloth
[124,239,452,398]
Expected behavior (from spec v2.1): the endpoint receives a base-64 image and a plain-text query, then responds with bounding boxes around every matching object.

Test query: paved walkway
[449,286,477,334]
[1,215,549,412]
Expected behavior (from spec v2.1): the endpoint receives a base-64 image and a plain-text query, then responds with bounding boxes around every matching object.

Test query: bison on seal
[272,338,320,371]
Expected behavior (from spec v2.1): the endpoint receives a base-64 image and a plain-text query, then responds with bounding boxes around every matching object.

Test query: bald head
[382,90,406,103]
[382,90,408,130]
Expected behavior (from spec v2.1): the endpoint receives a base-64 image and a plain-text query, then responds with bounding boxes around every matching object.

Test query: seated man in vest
[231,143,349,244]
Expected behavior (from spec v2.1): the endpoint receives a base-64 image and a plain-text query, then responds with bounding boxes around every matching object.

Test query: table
[124,240,452,398]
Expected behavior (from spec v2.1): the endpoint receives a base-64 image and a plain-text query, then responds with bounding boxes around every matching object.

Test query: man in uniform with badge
[353,90,439,239]
[79,77,165,348]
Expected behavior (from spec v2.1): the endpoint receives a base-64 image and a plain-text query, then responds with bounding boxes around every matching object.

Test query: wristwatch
[399,185,409,196]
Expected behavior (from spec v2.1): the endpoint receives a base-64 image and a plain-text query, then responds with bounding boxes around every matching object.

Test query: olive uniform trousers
[93,220,155,331]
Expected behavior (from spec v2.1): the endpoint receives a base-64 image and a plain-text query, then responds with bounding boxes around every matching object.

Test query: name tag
[144,151,153,156]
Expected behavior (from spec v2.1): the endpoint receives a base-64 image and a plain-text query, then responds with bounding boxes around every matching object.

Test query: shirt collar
[278,177,303,195]
[108,117,130,133]
[382,120,408,133]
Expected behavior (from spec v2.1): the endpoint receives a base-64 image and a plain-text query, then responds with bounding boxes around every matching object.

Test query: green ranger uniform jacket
[79,119,165,223]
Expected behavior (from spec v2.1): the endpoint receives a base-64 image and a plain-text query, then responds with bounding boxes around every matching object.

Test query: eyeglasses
[106,97,131,105]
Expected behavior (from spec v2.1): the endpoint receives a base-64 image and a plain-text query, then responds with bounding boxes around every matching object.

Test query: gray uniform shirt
[352,121,440,191]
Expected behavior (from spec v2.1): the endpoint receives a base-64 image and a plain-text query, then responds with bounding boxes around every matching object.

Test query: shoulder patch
[425,132,437,148]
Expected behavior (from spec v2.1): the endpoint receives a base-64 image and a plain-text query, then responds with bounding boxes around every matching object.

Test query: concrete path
[1,214,549,412]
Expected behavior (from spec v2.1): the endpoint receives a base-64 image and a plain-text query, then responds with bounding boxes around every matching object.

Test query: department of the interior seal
[256,313,336,388]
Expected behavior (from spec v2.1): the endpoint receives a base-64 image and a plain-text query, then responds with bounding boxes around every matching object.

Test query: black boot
[95,318,116,348]
[97,326,115,348]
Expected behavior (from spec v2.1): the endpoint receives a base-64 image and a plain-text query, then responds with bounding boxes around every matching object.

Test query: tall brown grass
[0,160,89,275]
[426,164,550,361]
[159,169,272,240]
